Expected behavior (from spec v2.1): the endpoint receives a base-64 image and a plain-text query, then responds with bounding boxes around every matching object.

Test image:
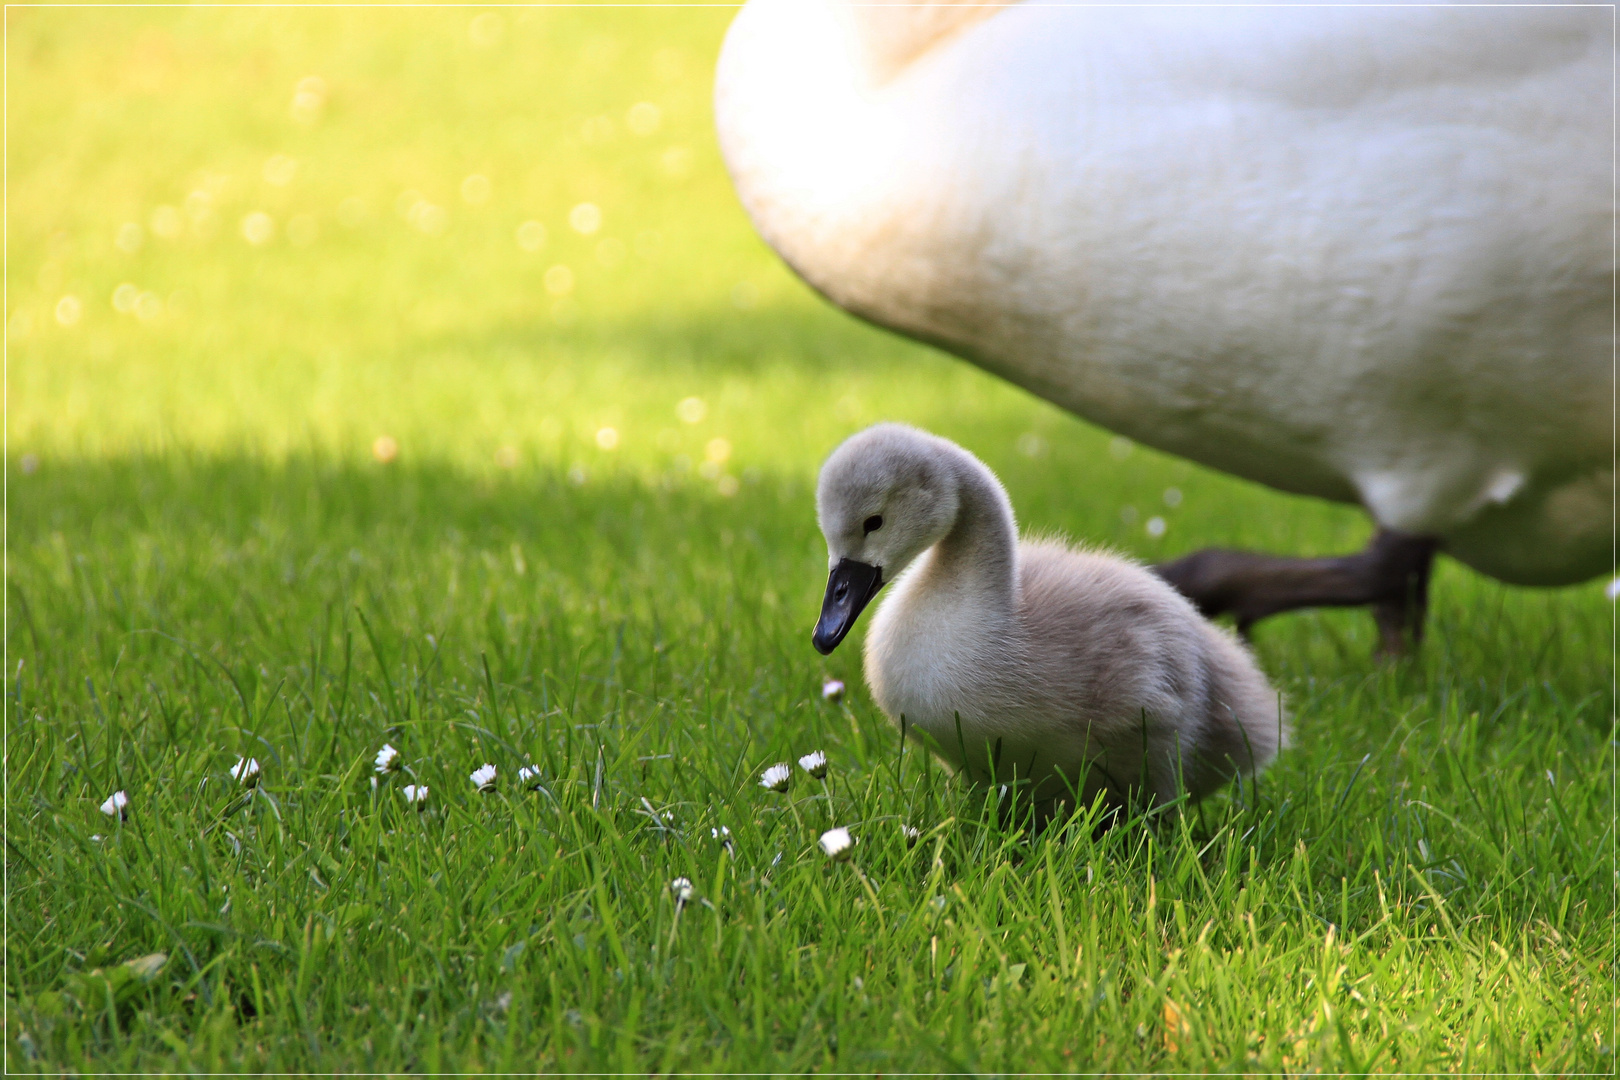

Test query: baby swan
[813,424,1287,810]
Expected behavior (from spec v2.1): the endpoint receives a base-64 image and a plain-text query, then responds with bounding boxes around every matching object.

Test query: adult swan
[714,1,1611,654]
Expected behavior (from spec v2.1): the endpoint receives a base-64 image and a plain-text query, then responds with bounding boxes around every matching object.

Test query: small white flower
[230,757,261,787]
[711,825,734,853]
[821,679,845,701]
[90,834,105,843]
[819,827,854,861]
[470,763,498,792]
[100,790,130,820]
[517,765,544,790]
[759,763,791,793]
[402,784,429,808]
[798,750,828,779]
[902,823,920,847]
[374,744,401,774]
[669,876,693,905]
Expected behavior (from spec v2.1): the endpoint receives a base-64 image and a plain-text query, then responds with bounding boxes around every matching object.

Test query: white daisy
[798,750,828,779]
[402,784,429,808]
[374,744,402,774]
[821,679,845,701]
[711,825,734,854]
[669,876,693,905]
[759,763,791,792]
[819,827,854,861]
[470,763,498,792]
[902,823,921,847]
[100,790,130,820]
[230,757,261,787]
[517,765,545,790]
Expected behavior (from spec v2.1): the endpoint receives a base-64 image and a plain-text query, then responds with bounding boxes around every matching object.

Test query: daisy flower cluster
[366,745,563,810]
[754,748,885,864]
[86,681,918,910]
[98,752,276,827]
[757,747,833,794]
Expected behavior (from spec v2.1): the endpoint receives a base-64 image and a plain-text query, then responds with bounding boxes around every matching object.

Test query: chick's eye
[863,515,883,534]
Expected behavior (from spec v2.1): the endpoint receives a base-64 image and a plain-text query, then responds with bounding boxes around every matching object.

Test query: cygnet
[812,423,1287,810]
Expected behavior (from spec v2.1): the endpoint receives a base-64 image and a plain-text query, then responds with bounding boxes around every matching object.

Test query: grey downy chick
[813,423,1287,811]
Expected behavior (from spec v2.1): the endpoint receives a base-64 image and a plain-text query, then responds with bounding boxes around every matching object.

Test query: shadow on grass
[12,449,1610,724]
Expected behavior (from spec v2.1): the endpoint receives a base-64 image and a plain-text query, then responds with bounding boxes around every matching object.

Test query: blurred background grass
[7,5,1612,1071]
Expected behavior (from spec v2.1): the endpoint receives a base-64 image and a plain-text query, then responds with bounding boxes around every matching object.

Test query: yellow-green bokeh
[13,6,947,467]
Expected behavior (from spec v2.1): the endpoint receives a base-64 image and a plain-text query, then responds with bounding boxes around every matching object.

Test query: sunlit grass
[7,6,1613,1072]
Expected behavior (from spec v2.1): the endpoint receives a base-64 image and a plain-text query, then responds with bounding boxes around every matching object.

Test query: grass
[7,6,1614,1072]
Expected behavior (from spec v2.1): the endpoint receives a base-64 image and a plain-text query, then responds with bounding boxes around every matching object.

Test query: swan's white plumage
[818,424,1286,807]
[718,1,1611,586]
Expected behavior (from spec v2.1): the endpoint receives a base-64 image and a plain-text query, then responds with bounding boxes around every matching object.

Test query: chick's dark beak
[812,558,884,655]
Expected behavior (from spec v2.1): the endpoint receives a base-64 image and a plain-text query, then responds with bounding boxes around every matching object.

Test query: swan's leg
[1369,534,1438,656]
[1151,529,1440,656]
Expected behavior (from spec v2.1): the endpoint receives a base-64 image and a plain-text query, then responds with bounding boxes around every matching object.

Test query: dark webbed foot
[1152,528,1440,657]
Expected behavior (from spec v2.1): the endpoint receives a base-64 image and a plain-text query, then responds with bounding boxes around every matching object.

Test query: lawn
[6,6,1614,1072]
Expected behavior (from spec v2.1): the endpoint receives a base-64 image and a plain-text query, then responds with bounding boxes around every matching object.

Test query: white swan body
[717,1,1612,586]
[815,424,1286,806]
